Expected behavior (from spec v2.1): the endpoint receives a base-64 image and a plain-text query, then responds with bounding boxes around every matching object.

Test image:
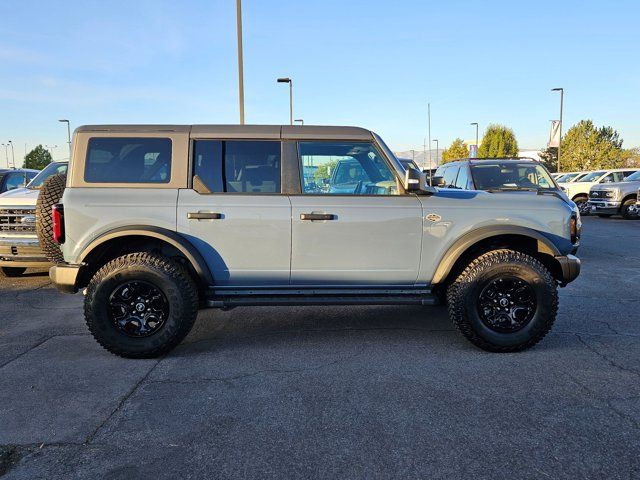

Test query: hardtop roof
[75,124,374,141]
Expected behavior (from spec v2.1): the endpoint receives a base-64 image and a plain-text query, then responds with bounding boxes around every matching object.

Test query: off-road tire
[36,173,67,264]
[84,253,199,358]
[0,267,27,277]
[621,198,639,220]
[447,249,558,352]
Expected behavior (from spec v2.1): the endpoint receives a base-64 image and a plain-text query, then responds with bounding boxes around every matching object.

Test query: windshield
[624,171,640,181]
[557,173,579,183]
[470,162,556,191]
[576,171,605,182]
[27,162,68,189]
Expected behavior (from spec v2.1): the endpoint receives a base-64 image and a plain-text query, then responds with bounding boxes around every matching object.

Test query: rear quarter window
[84,137,172,184]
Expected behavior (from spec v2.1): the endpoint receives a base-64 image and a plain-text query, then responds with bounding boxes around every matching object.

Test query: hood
[0,187,39,206]
[434,187,572,206]
[591,180,640,191]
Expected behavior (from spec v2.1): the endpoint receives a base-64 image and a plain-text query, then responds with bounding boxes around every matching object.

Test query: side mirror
[404,167,436,195]
[432,176,447,187]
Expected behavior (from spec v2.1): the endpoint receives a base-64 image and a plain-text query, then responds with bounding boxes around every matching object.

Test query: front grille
[0,207,37,234]
[590,190,606,199]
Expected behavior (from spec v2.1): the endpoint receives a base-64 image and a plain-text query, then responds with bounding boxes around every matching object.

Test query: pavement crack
[0,335,55,370]
[575,334,640,378]
[84,358,163,444]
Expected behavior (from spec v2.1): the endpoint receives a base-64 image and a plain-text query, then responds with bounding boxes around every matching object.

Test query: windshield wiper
[485,187,538,192]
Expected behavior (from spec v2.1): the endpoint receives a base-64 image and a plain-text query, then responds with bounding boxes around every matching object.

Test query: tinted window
[193,140,224,192]
[454,166,471,189]
[85,138,172,183]
[443,166,459,187]
[470,163,555,190]
[192,140,281,193]
[299,142,397,195]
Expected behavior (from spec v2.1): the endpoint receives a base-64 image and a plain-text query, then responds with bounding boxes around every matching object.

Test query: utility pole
[552,88,564,172]
[236,0,245,124]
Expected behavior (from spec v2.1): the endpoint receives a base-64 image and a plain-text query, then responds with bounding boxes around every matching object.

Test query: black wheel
[621,199,639,220]
[447,249,558,352]
[84,253,199,358]
[573,196,590,216]
[0,267,27,277]
[597,214,613,218]
[36,173,67,264]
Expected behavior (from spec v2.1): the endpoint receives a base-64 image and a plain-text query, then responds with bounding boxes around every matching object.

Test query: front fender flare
[431,225,562,285]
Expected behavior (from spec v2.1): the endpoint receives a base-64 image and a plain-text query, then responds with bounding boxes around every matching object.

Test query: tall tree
[538,147,558,172]
[560,120,624,171]
[478,124,519,158]
[441,138,469,163]
[23,145,53,170]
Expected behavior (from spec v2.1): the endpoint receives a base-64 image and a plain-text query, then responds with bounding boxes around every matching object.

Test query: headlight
[604,191,616,198]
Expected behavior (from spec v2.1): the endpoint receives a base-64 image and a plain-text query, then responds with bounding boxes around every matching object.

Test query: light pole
[294,119,304,125]
[236,0,245,124]
[552,87,563,172]
[432,139,439,166]
[470,122,479,147]
[1,144,8,169]
[46,145,58,160]
[277,78,293,125]
[59,119,71,157]
[427,102,432,169]
[8,140,15,168]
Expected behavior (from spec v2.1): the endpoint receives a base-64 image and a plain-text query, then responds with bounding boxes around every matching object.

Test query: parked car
[559,168,640,215]
[0,161,68,276]
[0,168,39,194]
[432,158,562,194]
[588,170,640,219]
[555,171,591,183]
[45,124,580,358]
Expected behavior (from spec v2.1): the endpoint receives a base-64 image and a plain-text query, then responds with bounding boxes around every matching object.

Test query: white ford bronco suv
[44,125,581,358]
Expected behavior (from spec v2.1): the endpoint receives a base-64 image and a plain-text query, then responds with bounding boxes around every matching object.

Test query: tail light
[52,204,65,244]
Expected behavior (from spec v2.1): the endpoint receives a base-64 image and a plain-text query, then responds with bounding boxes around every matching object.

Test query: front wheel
[447,249,558,352]
[84,253,199,358]
[574,196,590,216]
[621,199,639,220]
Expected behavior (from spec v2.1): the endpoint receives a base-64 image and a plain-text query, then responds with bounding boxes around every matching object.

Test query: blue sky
[1,0,639,164]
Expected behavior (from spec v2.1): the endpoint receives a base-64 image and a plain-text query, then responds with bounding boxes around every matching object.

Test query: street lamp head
[551,87,563,92]
[58,119,69,123]
[277,77,291,84]
[470,122,478,126]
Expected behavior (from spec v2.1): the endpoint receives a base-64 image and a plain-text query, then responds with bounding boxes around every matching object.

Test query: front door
[177,139,291,287]
[290,140,423,286]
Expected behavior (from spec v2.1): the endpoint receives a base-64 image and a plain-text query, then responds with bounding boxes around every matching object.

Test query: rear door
[177,139,291,286]
[289,140,423,286]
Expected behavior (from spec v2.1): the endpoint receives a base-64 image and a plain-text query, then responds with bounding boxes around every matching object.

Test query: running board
[205,293,439,308]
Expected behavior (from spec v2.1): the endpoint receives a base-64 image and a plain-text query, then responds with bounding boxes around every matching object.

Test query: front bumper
[0,237,49,268]
[588,199,621,215]
[555,254,581,285]
[49,263,82,294]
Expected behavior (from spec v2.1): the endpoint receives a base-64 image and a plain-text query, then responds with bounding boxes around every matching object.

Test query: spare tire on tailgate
[36,173,67,264]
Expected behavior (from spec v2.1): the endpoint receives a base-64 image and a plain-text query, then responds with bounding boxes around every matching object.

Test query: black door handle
[300,213,336,221]
[188,212,222,220]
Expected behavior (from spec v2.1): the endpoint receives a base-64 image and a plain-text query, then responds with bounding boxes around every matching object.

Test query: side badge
[426,213,442,222]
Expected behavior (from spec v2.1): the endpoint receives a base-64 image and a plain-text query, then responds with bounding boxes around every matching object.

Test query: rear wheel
[0,267,27,277]
[447,249,558,352]
[621,199,639,220]
[84,252,199,358]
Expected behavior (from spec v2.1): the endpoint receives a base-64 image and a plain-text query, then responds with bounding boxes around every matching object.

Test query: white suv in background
[558,168,640,215]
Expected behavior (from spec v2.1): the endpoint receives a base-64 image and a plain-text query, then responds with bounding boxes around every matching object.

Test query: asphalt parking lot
[0,216,638,479]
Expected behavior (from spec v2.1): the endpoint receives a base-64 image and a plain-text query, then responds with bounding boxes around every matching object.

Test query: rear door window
[85,138,172,183]
[193,140,281,193]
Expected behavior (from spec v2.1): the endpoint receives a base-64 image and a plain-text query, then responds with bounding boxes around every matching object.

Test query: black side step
[205,294,439,308]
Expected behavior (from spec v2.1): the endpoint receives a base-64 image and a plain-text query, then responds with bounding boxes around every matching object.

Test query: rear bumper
[0,237,49,268]
[49,264,82,294]
[555,254,581,285]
